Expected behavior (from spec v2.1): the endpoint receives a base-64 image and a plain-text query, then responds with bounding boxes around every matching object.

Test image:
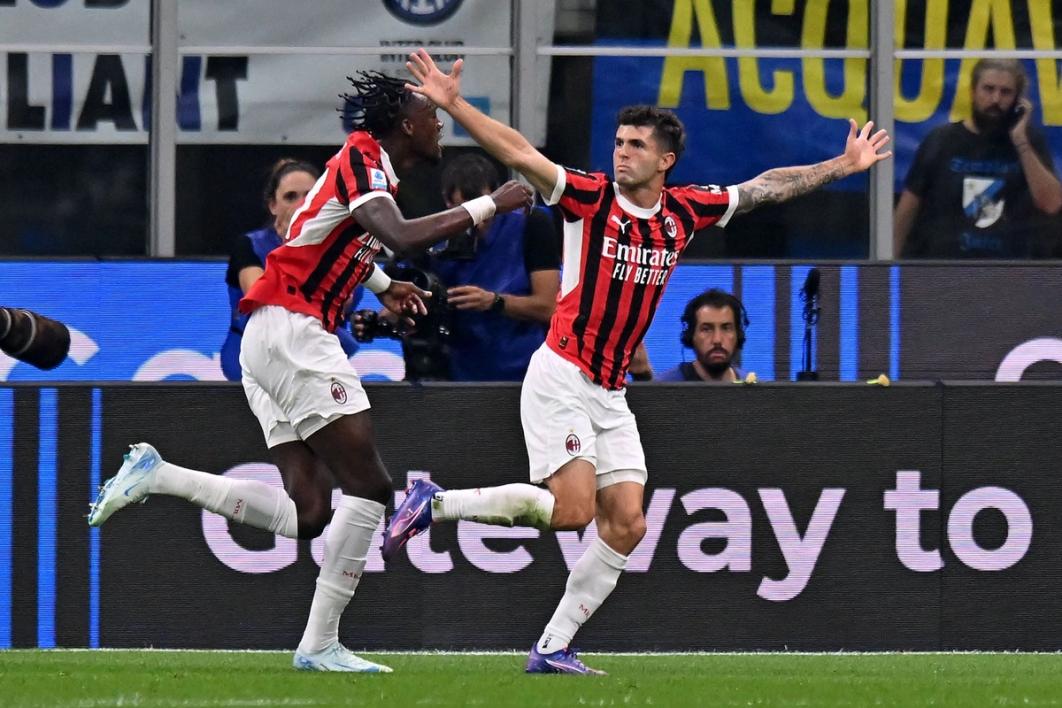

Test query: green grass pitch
[3,650,1062,707]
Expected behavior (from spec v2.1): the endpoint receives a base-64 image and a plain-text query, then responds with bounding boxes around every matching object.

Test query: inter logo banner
[0,0,519,144]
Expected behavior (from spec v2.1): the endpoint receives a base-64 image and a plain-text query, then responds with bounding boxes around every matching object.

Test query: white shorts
[240,306,370,448]
[520,344,647,489]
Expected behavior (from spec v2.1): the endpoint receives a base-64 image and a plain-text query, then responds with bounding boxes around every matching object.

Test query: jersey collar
[612,183,661,219]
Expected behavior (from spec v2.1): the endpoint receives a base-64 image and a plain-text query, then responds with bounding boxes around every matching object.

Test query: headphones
[680,289,749,350]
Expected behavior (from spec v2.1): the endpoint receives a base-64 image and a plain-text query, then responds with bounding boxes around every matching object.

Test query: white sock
[150,461,297,538]
[298,495,384,653]
[536,537,628,653]
[431,484,555,529]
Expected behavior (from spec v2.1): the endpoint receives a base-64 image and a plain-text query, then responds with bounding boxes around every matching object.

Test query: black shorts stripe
[572,189,615,363]
[299,225,362,303]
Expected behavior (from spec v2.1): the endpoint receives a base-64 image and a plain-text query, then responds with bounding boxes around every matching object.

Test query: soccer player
[383,49,892,675]
[87,71,533,672]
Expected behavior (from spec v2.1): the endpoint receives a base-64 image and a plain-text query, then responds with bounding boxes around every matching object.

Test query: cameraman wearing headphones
[657,288,748,383]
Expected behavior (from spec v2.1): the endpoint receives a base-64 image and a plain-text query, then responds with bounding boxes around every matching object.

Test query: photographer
[362,153,560,381]
[895,58,1062,258]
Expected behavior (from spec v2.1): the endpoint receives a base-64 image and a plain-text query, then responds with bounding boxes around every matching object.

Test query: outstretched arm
[733,119,892,216]
[353,181,532,258]
[406,48,559,199]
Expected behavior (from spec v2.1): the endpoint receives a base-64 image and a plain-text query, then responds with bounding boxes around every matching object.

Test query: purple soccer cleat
[382,479,443,562]
[525,645,606,676]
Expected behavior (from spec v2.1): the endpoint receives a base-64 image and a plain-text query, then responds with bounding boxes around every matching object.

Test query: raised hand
[405,48,462,110]
[1008,97,1033,144]
[844,119,892,173]
[490,180,534,215]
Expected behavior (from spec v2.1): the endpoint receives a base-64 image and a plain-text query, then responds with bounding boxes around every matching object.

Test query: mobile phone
[1006,103,1026,127]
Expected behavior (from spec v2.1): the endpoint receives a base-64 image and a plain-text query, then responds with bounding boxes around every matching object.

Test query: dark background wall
[2,383,1059,650]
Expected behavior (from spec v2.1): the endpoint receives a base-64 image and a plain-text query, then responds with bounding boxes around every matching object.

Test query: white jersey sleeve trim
[717,185,740,228]
[544,163,566,206]
[348,190,395,215]
[560,218,584,298]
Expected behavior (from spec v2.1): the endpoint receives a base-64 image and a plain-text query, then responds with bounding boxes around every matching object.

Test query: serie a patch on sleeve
[370,168,388,191]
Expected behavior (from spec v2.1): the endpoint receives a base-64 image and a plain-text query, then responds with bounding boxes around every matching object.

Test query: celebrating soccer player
[384,48,892,675]
[88,71,532,673]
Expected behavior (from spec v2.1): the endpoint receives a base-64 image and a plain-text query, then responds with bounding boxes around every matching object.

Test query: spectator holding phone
[894,58,1062,258]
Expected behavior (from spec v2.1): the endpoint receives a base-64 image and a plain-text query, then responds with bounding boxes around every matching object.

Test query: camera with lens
[0,306,71,370]
[352,262,454,381]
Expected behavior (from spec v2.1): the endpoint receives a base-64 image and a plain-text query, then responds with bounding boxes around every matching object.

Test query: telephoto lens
[0,307,71,370]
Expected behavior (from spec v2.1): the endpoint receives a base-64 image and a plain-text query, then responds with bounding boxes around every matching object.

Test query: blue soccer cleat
[293,642,392,673]
[381,479,442,562]
[87,443,163,527]
[525,645,606,675]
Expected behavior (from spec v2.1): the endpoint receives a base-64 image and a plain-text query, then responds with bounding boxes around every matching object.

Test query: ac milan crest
[330,381,347,404]
[565,433,581,455]
[663,215,678,239]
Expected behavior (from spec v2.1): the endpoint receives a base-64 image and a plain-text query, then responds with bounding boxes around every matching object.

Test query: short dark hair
[616,105,686,166]
[971,58,1027,97]
[341,70,414,138]
[441,153,501,202]
[262,158,319,210]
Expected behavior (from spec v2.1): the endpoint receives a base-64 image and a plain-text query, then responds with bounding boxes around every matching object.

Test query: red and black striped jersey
[239,130,398,332]
[543,165,737,389]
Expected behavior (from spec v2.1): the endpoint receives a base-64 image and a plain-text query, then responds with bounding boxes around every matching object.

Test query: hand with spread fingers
[405,48,463,111]
[843,119,892,174]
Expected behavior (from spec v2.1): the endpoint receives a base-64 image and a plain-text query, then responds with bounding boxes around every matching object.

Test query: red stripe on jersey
[239,131,396,332]
[546,168,732,389]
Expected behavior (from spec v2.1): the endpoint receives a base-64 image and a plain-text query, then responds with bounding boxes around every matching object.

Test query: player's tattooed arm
[733,159,848,215]
[733,118,891,216]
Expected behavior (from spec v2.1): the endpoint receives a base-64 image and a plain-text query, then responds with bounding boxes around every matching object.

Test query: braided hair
[341,71,413,138]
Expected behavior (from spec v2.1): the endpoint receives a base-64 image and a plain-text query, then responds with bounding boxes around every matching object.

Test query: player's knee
[553,498,595,530]
[626,514,647,546]
[600,511,645,553]
[349,466,392,507]
[292,490,334,539]
[363,474,392,507]
[296,507,332,540]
